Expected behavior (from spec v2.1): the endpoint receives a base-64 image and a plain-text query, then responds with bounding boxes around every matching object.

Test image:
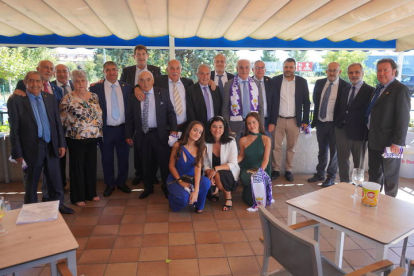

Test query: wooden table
[286,183,414,268]
[0,209,78,276]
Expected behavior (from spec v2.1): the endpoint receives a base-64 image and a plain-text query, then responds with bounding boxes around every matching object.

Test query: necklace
[74,91,90,108]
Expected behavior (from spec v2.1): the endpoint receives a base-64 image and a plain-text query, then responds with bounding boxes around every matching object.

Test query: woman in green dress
[238,112,272,207]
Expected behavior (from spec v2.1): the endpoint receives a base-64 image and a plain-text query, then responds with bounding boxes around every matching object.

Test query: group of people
[7,44,411,216]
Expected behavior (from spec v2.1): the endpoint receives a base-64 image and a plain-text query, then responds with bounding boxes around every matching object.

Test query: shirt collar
[199,83,209,90]
[382,78,395,89]
[254,76,264,82]
[283,75,295,82]
[352,80,364,89]
[27,91,41,99]
[56,80,69,87]
[327,77,340,86]
[144,88,154,95]
[169,78,182,84]
[238,76,249,83]
[136,65,148,72]
[105,79,119,87]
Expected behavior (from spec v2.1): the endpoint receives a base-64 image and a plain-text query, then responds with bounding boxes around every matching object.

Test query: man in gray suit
[222,59,264,143]
[367,58,411,197]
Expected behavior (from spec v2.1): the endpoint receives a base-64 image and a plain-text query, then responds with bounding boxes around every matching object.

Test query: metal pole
[169,36,176,60]
[397,51,404,81]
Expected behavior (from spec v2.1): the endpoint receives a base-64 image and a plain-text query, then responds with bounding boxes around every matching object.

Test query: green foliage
[288,50,308,62]
[261,51,279,62]
[363,68,379,87]
[0,124,9,132]
[321,51,370,82]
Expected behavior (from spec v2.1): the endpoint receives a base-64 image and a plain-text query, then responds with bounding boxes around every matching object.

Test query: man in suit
[89,61,132,197]
[187,64,222,127]
[211,53,235,97]
[8,71,74,214]
[126,71,177,199]
[367,58,411,197]
[334,63,374,183]
[222,59,264,143]
[268,58,310,182]
[308,62,348,187]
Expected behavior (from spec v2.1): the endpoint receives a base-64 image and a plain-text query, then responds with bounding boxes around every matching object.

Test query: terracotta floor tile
[250,241,264,255]
[114,235,143,248]
[76,237,89,250]
[146,204,169,214]
[169,259,199,276]
[326,236,362,250]
[224,242,254,257]
[169,221,194,232]
[199,257,231,276]
[71,226,94,237]
[142,234,169,247]
[243,229,262,242]
[239,219,261,230]
[169,211,193,222]
[98,215,123,225]
[105,262,137,276]
[105,199,127,206]
[127,198,148,206]
[78,249,111,264]
[86,236,117,249]
[144,222,168,234]
[219,230,248,243]
[91,225,119,236]
[193,220,218,232]
[77,264,107,276]
[228,256,261,274]
[109,248,140,263]
[342,249,376,268]
[216,219,242,231]
[118,223,144,235]
[321,251,351,268]
[191,211,215,221]
[195,231,222,244]
[169,232,195,245]
[102,206,125,216]
[78,207,104,216]
[145,213,169,223]
[255,255,284,272]
[121,214,146,224]
[124,205,147,215]
[213,210,237,220]
[73,216,99,226]
[137,261,168,276]
[197,244,226,258]
[169,245,197,259]
[367,248,401,264]
[139,246,168,261]
[234,210,259,219]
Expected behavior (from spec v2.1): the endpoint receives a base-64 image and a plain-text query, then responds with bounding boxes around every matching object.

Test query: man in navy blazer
[90,61,132,197]
[210,53,235,97]
[268,58,310,182]
[334,63,373,183]
[125,71,178,199]
[8,71,73,214]
[308,62,348,187]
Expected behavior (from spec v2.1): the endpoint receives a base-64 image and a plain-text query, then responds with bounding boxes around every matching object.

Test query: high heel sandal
[222,198,233,211]
[210,186,220,202]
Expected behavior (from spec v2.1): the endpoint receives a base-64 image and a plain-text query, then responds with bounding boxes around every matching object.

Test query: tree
[288,50,308,62]
[261,50,279,62]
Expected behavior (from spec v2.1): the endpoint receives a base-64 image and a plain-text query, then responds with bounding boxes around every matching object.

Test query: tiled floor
[1,174,414,276]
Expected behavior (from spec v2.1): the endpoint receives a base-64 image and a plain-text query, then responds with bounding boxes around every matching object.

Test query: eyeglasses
[255,66,265,70]
[327,69,339,73]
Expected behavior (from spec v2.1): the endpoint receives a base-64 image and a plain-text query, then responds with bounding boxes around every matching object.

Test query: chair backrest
[258,206,322,276]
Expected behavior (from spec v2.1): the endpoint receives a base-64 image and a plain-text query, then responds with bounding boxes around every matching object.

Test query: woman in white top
[203,116,240,211]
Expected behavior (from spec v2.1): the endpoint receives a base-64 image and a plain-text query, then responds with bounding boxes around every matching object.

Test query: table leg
[400,237,408,268]
[375,244,387,262]
[287,206,296,225]
[335,231,345,268]
[67,250,77,276]
[50,260,57,276]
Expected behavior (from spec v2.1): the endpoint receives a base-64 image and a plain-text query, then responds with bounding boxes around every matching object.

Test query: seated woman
[238,112,271,207]
[167,121,211,213]
[204,116,240,211]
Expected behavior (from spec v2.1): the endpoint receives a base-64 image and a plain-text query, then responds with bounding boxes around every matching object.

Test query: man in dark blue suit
[308,62,348,187]
[90,61,132,197]
[126,71,177,199]
[210,53,235,97]
[268,58,310,182]
[8,71,73,214]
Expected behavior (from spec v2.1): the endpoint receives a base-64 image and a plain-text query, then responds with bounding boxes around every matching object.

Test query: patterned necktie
[218,75,224,97]
[35,96,51,143]
[202,86,212,120]
[319,82,333,120]
[142,92,150,133]
[173,82,183,116]
[348,86,356,106]
[43,82,51,94]
[242,80,250,118]
[111,84,120,120]
[365,84,384,122]
[61,84,69,96]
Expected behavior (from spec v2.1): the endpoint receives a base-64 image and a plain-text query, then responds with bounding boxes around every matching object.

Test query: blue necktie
[242,80,250,118]
[365,84,384,122]
[35,96,51,143]
[111,84,120,120]
[348,86,356,107]
[142,92,150,133]
[218,75,224,97]
[203,86,212,120]
[319,82,333,120]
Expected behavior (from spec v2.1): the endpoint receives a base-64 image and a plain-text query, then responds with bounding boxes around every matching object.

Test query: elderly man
[8,71,73,214]
[90,61,132,197]
[366,58,411,197]
[211,53,235,97]
[222,59,264,142]
[268,58,310,182]
[187,64,222,127]
[334,63,374,183]
[308,62,348,187]
[126,71,177,199]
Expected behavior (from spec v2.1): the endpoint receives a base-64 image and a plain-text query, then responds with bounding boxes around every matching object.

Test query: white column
[169,36,176,60]
[397,52,404,81]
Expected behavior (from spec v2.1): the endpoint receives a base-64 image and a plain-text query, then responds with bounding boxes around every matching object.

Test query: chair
[258,206,400,276]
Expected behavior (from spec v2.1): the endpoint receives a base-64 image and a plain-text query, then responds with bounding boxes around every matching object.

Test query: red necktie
[43,82,51,94]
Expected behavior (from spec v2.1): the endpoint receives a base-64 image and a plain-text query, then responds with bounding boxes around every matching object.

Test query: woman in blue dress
[167,121,211,213]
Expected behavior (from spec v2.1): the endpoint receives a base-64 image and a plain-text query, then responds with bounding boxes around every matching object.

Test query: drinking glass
[351,168,364,199]
[0,197,8,236]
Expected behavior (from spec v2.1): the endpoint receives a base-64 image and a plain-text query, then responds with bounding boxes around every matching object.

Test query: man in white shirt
[210,53,235,97]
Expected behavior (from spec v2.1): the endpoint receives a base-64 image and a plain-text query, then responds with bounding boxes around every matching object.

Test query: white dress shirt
[214,71,229,86]
[56,80,73,94]
[279,76,296,117]
[140,88,157,128]
[318,77,339,122]
[104,80,125,126]
[168,78,187,125]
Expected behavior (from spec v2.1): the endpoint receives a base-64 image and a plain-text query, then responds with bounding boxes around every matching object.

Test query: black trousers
[66,138,99,203]
[315,122,338,179]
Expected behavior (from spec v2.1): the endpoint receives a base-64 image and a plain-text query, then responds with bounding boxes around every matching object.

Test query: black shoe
[139,190,153,199]
[59,205,74,214]
[152,178,160,185]
[321,178,335,188]
[307,174,325,182]
[104,186,115,197]
[285,171,294,182]
[117,184,131,193]
[41,197,49,202]
[271,171,280,180]
[131,176,143,186]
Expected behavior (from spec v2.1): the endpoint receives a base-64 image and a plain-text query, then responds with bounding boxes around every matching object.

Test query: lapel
[153,87,161,118]
[119,81,129,109]
[99,84,107,115]
[42,92,53,122]
[69,80,75,91]
[373,81,394,107]
[23,96,36,123]
[349,83,365,108]
[197,83,207,112]
[316,79,327,104]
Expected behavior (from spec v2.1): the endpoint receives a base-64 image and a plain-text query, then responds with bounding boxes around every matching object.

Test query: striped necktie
[173,82,183,116]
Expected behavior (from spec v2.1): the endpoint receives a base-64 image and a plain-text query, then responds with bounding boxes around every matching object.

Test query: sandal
[210,186,220,202]
[222,198,233,211]
[75,201,86,207]
[194,207,203,214]
[92,196,101,202]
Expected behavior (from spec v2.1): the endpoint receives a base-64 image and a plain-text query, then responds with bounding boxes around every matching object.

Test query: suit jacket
[125,86,177,148]
[210,70,235,82]
[89,80,133,135]
[334,82,374,141]
[311,77,348,128]
[51,80,74,96]
[269,75,310,127]
[120,64,162,86]
[368,79,411,150]
[256,76,274,119]
[203,138,240,180]
[187,82,222,127]
[8,92,66,167]
[16,80,64,102]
